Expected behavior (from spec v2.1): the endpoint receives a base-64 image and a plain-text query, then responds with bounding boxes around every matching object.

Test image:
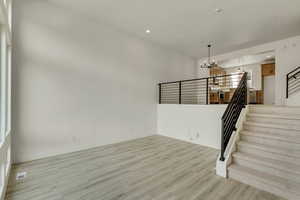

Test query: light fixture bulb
[146,29,151,34]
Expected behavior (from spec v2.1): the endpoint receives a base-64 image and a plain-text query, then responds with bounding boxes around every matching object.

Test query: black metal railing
[286,66,300,98]
[220,72,247,161]
[158,73,244,105]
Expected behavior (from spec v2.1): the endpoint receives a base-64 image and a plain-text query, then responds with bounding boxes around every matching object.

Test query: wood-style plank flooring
[5,135,285,200]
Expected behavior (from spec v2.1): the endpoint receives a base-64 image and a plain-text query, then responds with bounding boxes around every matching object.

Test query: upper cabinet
[210,66,226,77]
[262,63,275,76]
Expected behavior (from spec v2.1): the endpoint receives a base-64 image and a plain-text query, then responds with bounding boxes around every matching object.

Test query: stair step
[237,141,300,164]
[230,105,300,199]
[249,105,300,115]
[244,121,300,131]
[232,152,300,182]
[241,134,300,150]
[247,113,300,120]
[247,114,300,126]
[240,130,300,144]
[243,123,300,137]
[228,164,300,200]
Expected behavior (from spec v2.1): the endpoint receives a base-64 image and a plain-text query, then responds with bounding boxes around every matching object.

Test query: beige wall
[12,0,196,163]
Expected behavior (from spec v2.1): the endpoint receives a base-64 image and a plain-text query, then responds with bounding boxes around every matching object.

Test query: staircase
[228,105,300,200]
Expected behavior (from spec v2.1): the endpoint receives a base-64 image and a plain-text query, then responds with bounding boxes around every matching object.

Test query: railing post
[159,84,161,104]
[179,81,182,104]
[286,74,289,99]
[206,78,209,105]
[220,119,225,161]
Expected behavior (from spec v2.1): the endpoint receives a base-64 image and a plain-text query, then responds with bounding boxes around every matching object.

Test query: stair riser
[233,158,300,182]
[241,135,300,150]
[247,116,300,126]
[228,168,299,200]
[243,125,300,137]
[249,106,300,115]
[237,145,300,164]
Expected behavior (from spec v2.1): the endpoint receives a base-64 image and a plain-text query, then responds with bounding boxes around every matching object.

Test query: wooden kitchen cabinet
[262,63,275,76]
[256,90,264,104]
[210,92,219,104]
[210,66,226,77]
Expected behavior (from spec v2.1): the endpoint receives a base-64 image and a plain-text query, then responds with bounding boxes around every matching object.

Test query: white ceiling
[218,52,275,68]
[49,0,300,58]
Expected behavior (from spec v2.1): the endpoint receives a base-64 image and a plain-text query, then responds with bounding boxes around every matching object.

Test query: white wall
[197,35,300,106]
[157,104,227,149]
[12,0,196,163]
[287,92,300,106]
[264,76,275,105]
[275,38,300,105]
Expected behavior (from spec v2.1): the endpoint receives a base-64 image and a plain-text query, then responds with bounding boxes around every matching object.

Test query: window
[0,0,12,197]
[0,28,8,142]
[0,0,11,139]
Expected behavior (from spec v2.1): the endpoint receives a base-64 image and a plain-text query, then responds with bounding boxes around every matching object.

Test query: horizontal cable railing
[220,72,247,161]
[286,66,300,98]
[158,73,244,105]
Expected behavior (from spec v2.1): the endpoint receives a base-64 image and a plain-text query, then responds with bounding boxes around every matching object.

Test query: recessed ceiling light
[146,29,151,34]
[215,8,223,13]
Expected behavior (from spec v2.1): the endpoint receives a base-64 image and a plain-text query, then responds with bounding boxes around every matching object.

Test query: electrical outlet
[16,172,27,180]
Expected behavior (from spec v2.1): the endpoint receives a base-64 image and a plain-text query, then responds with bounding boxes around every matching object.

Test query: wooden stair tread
[244,121,300,131]
[228,164,300,195]
[232,152,300,175]
[247,113,300,120]
[240,130,300,144]
[238,141,300,158]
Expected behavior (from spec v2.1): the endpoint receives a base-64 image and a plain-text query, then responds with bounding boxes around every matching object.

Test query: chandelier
[200,44,217,68]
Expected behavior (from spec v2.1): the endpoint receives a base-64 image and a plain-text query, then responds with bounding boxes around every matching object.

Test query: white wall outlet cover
[16,172,27,180]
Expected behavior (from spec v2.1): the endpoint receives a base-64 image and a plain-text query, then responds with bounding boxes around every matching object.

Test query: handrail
[220,72,247,161]
[158,73,244,105]
[286,66,300,98]
[158,73,243,85]
[287,66,300,77]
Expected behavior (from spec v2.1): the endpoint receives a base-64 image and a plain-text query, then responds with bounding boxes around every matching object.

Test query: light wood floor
[5,135,285,200]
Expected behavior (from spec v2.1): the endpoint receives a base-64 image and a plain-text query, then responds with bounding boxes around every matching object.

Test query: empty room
[0,0,300,199]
